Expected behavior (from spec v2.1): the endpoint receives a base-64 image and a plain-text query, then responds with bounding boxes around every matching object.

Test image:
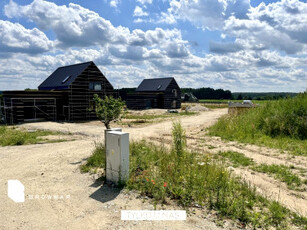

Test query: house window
[172,89,177,97]
[89,82,102,91]
[62,75,71,84]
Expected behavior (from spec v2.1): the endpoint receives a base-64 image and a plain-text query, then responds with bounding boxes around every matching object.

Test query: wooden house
[126,77,181,109]
[2,61,114,124]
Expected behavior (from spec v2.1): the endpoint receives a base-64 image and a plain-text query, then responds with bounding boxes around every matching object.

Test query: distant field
[199,99,271,104]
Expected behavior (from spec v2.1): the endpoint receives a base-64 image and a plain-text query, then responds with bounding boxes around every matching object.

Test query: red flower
[163,182,168,187]
[151,179,155,185]
[146,178,149,182]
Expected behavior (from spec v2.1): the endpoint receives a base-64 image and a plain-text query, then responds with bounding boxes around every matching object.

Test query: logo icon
[8,180,25,203]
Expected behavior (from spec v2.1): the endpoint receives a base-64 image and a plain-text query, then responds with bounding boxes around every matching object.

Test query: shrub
[94,95,125,129]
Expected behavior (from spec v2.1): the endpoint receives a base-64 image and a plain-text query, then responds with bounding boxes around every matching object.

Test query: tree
[93,94,125,129]
[237,94,243,100]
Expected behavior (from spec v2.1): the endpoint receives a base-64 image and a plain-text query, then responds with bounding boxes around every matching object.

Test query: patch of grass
[199,99,270,104]
[252,164,303,190]
[291,212,307,227]
[0,126,60,146]
[267,201,289,228]
[218,151,304,191]
[209,93,307,155]
[123,111,197,120]
[80,143,105,173]
[203,104,228,109]
[218,151,254,168]
[120,111,197,126]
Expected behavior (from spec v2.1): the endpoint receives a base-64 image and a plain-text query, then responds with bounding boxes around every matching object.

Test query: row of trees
[115,87,297,101]
[181,87,232,100]
[115,87,233,100]
[233,92,298,100]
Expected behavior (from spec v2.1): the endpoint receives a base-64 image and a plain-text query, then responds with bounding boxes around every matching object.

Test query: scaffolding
[4,98,56,124]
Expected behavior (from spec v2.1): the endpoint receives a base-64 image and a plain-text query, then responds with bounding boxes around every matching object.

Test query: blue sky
[0,0,306,92]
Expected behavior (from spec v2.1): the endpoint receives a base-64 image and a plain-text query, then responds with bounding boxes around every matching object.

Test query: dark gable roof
[38,61,93,90]
[136,77,175,92]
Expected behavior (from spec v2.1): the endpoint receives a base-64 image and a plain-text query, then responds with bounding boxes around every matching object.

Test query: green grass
[199,99,271,104]
[252,164,303,190]
[209,93,307,155]
[120,111,197,126]
[218,151,254,168]
[123,111,197,120]
[81,122,307,229]
[217,151,305,191]
[0,126,61,146]
[80,143,105,173]
[202,104,228,109]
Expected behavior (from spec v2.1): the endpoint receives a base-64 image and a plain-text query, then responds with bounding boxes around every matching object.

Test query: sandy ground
[0,109,227,230]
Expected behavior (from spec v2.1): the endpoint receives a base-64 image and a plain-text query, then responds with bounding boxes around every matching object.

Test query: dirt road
[0,109,227,230]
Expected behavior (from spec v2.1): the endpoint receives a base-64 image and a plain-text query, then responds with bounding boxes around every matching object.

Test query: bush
[94,95,125,129]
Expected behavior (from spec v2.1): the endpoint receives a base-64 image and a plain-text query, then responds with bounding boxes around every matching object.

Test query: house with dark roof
[126,77,181,109]
[2,61,113,124]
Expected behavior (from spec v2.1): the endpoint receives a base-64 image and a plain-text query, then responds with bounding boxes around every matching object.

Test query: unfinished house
[126,77,181,109]
[2,61,114,124]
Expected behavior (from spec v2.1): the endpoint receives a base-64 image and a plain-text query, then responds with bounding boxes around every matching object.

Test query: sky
[0,0,306,92]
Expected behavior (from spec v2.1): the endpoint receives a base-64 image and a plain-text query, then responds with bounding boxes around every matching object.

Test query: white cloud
[5,0,130,48]
[223,0,307,54]
[161,0,250,30]
[136,0,153,5]
[249,0,307,44]
[133,6,148,17]
[0,20,52,54]
[110,0,120,8]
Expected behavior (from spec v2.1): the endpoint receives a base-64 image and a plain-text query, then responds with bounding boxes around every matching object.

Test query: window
[62,75,71,84]
[89,82,102,91]
[172,89,177,97]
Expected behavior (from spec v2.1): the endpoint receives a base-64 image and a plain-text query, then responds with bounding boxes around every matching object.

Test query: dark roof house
[3,61,114,124]
[136,78,175,92]
[38,61,109,90]
[126,77,181,110]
